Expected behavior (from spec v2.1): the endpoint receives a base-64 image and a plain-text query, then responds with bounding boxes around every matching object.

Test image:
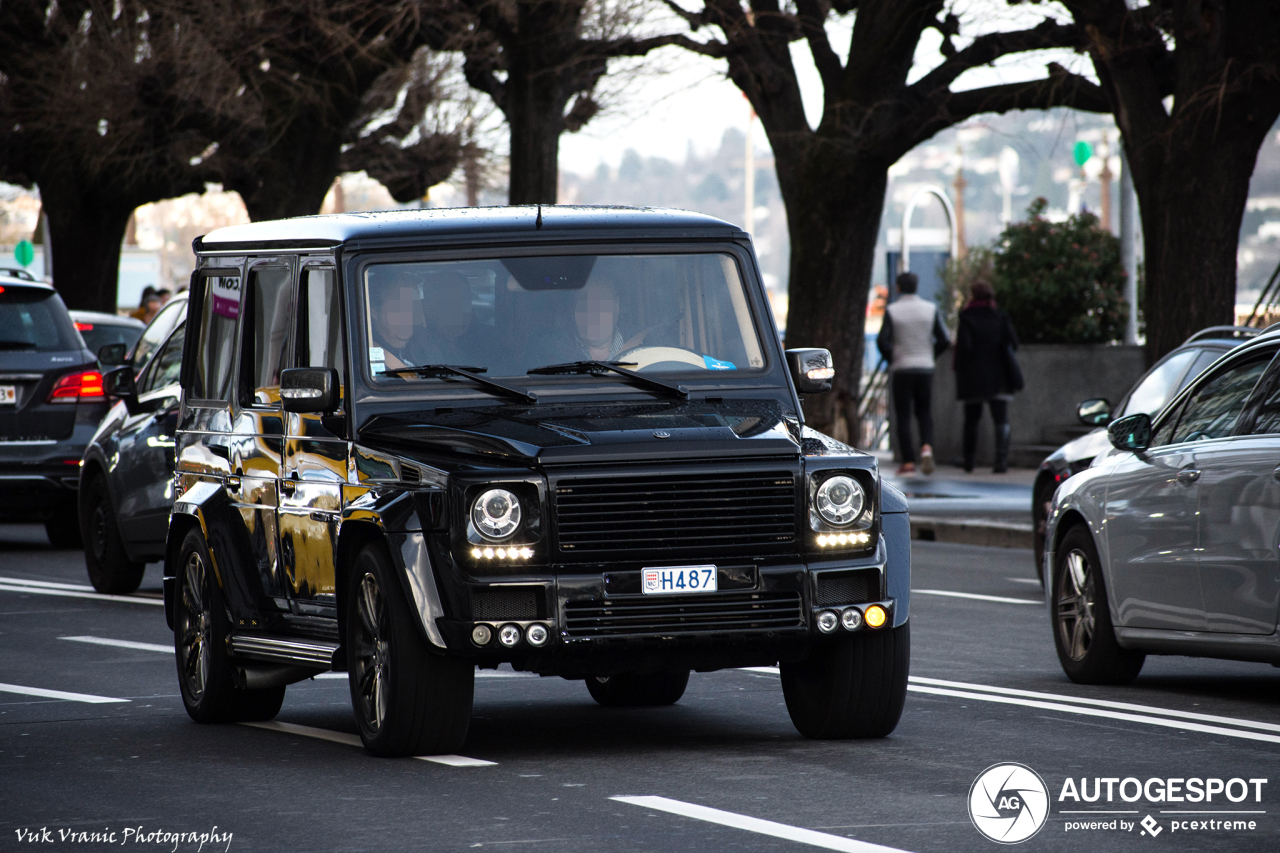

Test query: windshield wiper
[380,364,537,404]
[527,360,688,399]
[0,340,37,350]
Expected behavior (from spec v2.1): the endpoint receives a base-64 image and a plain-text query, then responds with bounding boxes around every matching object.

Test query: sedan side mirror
[281,367,339,414]
[785,348,834,394]
[1077,397,1112,427]
[1108,412,1151,452]
[98,343,128,366]
[104,366,142,415]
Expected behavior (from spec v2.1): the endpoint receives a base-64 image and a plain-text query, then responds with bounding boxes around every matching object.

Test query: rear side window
[0,288,80,352]
[193,275,240,401]
[240,265,293,406]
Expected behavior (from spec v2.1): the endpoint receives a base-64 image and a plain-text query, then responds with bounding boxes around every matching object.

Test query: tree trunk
[505,70,566,205]
[1127,123,1270,363]
[226,121,346,222]
[39,179,134,314]
[778,144,888,438]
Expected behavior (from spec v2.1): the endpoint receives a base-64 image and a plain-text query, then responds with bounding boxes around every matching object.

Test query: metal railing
[856,358,890,451]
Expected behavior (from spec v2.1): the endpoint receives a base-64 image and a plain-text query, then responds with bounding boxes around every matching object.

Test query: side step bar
[229,635,341,667]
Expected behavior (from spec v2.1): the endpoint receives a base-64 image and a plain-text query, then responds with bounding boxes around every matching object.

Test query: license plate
[642,565,717,595]
[0,386,14,405]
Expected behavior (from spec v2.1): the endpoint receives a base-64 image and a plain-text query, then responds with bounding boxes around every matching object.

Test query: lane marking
[612,796,913,853]
[907,684,1280,745]
[0,583,164,606]
[739,669,1280,739]
[241,720,497,765]
[0,682,129,704]
[60,635,173,654]
[0,575,96,591]
[909,676,1280,734]
[1008,578,1042,585]
[913,588,1041,605]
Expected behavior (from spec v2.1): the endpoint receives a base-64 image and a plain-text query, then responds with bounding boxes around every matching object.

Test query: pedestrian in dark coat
[954,280,1022,473]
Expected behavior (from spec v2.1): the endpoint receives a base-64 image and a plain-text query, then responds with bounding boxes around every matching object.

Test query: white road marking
[0,682,129,704]
[60,635,173,654]
[739,669,1280,741]
[912,588,1041,605]
[314,672,347,680]
[1008,578,1042,585]
[0,582,164,606]
[241,720,497,765]
[0,576,95,591]
[611,796,914,853]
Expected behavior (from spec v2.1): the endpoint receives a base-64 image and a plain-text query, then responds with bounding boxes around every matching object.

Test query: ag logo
[969,763,1050,844]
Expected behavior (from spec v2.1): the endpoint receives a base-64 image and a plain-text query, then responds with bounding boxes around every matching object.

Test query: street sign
[14,239,34,267]
[1073,141,1093,167]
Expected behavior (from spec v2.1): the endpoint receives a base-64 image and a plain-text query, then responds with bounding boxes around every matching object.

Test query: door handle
[1176,469,1200,486]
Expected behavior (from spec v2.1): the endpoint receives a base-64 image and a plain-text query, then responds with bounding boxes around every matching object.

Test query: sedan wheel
[1050,525,1144,685]
[1056,549,1096,662]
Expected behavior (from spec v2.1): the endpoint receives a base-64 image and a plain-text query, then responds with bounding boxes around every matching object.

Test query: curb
[909,516,1034,550]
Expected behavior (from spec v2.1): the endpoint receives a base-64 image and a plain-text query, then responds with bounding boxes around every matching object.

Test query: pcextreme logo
[968,763,1051,844]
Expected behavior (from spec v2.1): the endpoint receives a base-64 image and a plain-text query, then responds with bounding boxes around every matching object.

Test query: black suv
[0,275,108,546]
[162,207,911,756]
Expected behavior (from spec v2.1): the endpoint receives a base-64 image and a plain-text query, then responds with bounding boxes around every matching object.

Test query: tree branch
[595,32,727,60]
[794,0,842,92]
[910,19,1086,96]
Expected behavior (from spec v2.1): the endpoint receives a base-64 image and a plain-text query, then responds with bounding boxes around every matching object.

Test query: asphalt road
[2,523,1278,853]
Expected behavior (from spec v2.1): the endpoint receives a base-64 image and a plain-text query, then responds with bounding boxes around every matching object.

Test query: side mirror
[98,343,128,366]
[785,348,834,394]
[104,366,142,415]
[1077,397,1112,427]
[281,367,339,414]
[1108,413,1151,452]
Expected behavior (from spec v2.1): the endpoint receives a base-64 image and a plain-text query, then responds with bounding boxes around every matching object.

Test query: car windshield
[0,288,80,352]
[1119,349,1197,418]
[361,253,766,383]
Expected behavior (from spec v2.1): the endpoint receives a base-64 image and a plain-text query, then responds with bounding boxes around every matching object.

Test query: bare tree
[1061,1,1280,363]
[664,1,1108,436]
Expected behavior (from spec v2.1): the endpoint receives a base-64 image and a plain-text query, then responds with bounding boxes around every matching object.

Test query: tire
[1032,478,1054,586]
[585,670,690,707]
[781,622,910,739]
[45,493,83,550]
[80,476,145,594]
[174,528,286,723]
[1051,524,1145,685]
[346,541,473,757]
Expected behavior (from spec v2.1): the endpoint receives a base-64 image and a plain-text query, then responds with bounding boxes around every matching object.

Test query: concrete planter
[888,343,1146,469]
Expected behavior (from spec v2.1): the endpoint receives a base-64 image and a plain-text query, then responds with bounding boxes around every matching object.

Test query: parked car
[79,309,186,593]
[70,310,145,363]
[0,275,108,546]
[1044,327,1280,683]
[160,206,912,754]
[1031,326,1258,579]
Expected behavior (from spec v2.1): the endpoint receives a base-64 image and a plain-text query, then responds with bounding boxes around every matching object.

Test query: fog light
[525,623,549,647]
[471,624,493,646]
[816,610,839,633]
[498,623,522,647]
[864,604,887,628]
[841,608,862,631]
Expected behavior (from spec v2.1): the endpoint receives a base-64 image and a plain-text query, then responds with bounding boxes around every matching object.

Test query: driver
[574,280,625,361]
[369,279,418,370]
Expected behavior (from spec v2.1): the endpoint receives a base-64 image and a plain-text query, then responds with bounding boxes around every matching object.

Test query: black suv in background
[0,275,108,546]
[79,296,187,593]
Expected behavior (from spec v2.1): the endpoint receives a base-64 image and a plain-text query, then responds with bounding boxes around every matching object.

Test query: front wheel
[81,476,145,594]
[1052,525,1144,685]
[346,542,474,757]
[586,671,690,707]
[781,622,910,739]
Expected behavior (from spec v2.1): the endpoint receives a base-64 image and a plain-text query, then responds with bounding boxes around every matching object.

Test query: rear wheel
[586,670,690,707]
[347,541,473,757]
[174,528,285,723]
[781,622,910,739]
[1052,525,1144,685]
[80,475,145,594]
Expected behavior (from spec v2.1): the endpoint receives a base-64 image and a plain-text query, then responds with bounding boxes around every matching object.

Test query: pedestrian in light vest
[877,272,951,475]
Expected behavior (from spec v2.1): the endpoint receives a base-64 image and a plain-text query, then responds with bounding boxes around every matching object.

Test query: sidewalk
[874,451,1036,550]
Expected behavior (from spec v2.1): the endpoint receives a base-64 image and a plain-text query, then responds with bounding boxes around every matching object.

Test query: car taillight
[48,370,105,403]
[74,321,93,331]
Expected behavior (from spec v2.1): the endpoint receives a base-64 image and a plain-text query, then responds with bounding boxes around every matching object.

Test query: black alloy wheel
[1051,525,1144,685]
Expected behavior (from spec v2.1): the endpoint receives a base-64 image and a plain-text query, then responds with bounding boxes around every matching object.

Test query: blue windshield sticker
[703,355,737,370]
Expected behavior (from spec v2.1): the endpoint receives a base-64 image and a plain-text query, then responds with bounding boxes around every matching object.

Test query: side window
[131,298,186,374]
[240,265,294,407]
[1168,356,1271,444]
[297,267,344,377]
[144,324,185,393]
[1119,349,1198,418]
[193,275,240,402]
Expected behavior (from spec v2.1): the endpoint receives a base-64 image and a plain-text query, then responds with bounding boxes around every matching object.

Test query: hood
[1050,427,1112,467]
[358,399,802,466]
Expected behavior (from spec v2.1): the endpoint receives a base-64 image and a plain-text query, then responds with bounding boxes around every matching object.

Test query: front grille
[563,591,803,637]
[815,569,880,606]
[472,587,542,620]
[553,470,797,560]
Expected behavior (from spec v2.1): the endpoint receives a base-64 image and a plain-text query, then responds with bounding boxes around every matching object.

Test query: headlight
[471,488,522,540]
[814,475,865,527]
